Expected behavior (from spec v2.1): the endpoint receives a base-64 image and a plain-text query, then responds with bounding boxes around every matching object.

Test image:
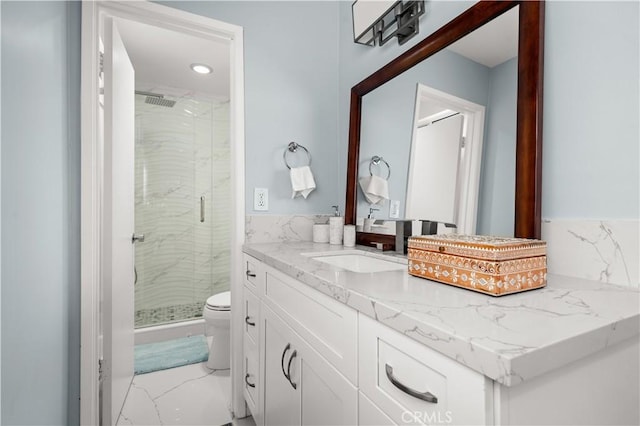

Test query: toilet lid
[206,291,231,310]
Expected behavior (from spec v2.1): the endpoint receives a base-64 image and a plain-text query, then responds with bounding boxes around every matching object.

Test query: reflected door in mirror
[406,114,464,225]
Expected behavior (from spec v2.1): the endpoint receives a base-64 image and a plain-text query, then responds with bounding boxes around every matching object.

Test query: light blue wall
[1,1,81,425]
[477,57,517,236]
[162,1,341,215]
[543,1,639,219]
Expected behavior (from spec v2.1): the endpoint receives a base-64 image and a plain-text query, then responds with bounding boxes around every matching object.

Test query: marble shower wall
[134,93,230,327]
[542,219,639,288]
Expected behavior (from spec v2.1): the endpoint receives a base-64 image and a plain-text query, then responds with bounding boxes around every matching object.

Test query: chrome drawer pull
[287,350,298,390]
[385,364,438,403]
[246,270,257,278]
[245,315,255,327]
[245,373,256,388]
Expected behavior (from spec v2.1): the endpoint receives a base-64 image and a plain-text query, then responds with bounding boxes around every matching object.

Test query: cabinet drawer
[359,314,492,425]
[243,254,263,294]
[243,287,260,345]
[243,336,259,414]
[262,265,358,384]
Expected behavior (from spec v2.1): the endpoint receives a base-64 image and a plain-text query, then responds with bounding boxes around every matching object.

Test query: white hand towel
[359,175,389,205]
[290,166,316,199]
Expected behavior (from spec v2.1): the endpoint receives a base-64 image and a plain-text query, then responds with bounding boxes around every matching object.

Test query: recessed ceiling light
[190,63,212,75]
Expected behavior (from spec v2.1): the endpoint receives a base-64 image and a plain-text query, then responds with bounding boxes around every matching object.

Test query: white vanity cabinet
[242,252,640,426]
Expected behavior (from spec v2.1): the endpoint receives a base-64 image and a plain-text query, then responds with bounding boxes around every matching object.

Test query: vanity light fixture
[190,63,212,75]
[352,0,425,47]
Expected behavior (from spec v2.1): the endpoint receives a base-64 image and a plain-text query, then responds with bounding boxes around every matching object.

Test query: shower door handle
[132,233,145,244]
[200,196,205,223]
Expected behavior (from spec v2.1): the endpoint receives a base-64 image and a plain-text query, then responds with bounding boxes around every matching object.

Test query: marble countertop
[243,242,640,387]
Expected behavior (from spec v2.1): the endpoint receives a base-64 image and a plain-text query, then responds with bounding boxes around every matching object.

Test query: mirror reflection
[356,7,519,237]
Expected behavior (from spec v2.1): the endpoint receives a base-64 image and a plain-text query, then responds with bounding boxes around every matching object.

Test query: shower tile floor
[117,362,255,426]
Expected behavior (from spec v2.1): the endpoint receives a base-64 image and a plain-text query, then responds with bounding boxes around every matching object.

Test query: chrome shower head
[144,96,176,108]
[135,90,176,108]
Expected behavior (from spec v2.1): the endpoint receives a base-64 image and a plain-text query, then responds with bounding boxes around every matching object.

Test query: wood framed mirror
[345,0,544,249]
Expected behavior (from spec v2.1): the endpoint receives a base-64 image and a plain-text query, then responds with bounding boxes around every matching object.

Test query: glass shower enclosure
[133,92,230,328]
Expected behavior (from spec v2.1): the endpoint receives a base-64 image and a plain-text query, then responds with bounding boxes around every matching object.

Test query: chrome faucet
[395,220,439,254]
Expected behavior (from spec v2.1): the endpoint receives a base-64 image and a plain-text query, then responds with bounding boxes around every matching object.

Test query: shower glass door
[134,92,230,328]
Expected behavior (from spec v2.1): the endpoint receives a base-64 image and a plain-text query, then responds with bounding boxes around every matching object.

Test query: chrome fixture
[135,90,176,108]
[283,142,311,169]
[352,0,425,47]
[131,233,145,244]
[369,156,391,179]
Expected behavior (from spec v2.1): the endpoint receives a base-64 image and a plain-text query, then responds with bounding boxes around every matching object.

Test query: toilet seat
[205,291,230,311]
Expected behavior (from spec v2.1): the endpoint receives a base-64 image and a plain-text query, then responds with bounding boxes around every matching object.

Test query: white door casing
[80,2,245,424]
[405,83,485,235]
[101,17,135,425]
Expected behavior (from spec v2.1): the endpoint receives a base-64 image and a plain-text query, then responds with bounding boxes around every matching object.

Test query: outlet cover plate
[254,188,269,211]
[389,200,400,218]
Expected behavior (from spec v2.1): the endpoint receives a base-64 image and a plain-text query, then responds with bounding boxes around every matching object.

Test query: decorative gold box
[407,235,547,296]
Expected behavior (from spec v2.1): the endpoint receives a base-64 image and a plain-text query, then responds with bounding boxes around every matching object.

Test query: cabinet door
[244,339,259,414]
[359,391,395,426]
[262,306,300,426]
[261,305,357,426]
[298,340,357,426]
[244,287,260,345]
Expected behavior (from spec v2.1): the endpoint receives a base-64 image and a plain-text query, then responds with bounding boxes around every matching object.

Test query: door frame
[406,83,485,234]
[80,1,245,424]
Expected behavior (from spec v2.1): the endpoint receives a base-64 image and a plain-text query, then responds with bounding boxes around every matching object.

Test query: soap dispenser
[363,207,379,233]
[329,205,344,245]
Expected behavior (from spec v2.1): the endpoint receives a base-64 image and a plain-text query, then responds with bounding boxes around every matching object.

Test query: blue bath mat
[134,335,208,375]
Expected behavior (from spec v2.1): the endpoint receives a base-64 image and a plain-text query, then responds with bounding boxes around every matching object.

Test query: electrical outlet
[389,200,400,219]
[254,188,269,211]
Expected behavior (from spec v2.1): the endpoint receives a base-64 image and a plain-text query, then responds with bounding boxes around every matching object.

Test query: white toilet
[203,290,231,370]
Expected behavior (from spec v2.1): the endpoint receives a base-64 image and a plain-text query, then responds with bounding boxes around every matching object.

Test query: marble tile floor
[117,362,255,426]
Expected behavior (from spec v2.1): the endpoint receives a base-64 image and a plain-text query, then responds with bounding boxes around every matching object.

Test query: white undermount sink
[303,251,407,273]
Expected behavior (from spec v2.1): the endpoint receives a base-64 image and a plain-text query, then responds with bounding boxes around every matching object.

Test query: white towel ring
[284,142,311,170]
[369,156,391,179]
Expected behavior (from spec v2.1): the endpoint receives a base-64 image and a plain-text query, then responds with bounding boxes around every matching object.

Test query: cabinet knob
[385,364,437,403]
[246,270,257,278]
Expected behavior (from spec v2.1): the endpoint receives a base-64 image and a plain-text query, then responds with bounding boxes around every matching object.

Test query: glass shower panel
[134,93,230,328]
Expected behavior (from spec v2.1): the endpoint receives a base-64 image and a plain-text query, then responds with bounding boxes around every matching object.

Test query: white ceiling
[446,7,519,68]
[116,19,230,99]
[114,6,515,100]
